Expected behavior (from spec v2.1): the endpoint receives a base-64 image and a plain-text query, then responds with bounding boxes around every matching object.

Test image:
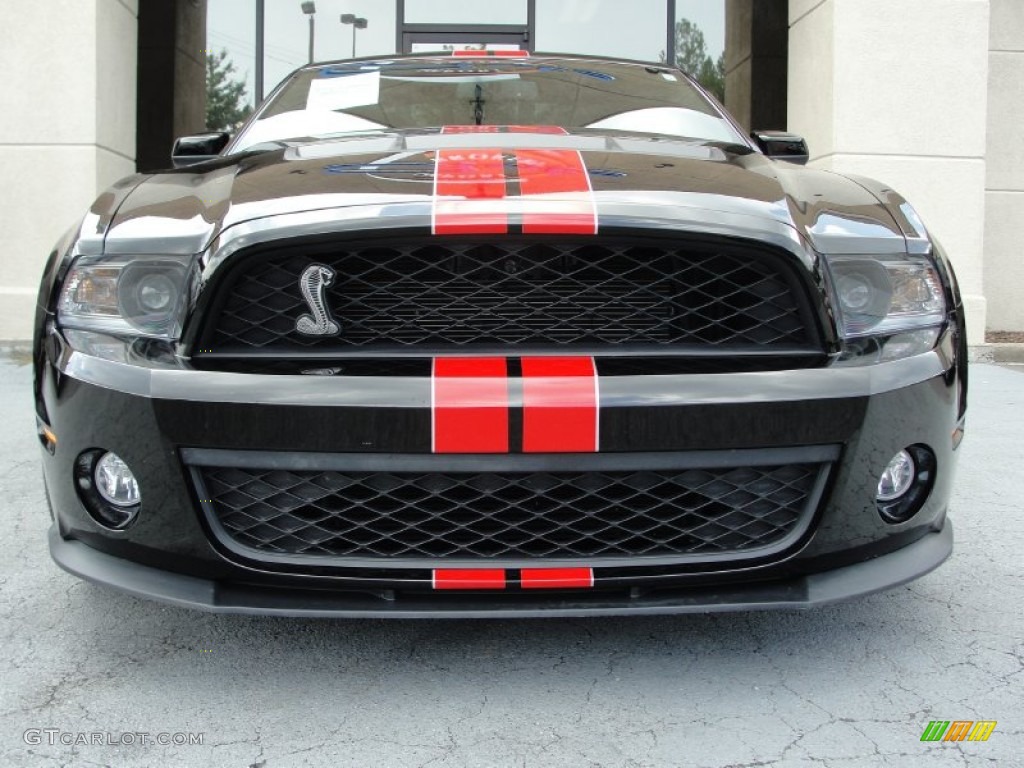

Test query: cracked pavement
[0,353,1021,768]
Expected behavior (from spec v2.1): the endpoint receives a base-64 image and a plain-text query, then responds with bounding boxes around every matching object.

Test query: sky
[207,0,725,106]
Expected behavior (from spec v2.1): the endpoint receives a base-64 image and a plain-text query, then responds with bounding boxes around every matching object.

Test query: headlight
[58,256,194,339]
[825,255,946,339]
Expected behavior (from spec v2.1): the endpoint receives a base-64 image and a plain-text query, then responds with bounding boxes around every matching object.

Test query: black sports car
[33,53,967,617]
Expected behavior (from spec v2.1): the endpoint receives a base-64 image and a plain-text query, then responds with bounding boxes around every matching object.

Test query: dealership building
[1,0,1019,348]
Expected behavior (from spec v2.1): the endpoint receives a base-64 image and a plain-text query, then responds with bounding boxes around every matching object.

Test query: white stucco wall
[0,0,137,341]
[788,0,990,345]
[984,0,1024,332]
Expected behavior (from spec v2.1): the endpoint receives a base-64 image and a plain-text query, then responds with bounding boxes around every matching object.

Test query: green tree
[661,18,726,103]
[206,49,251,132]
[697,51,726,103]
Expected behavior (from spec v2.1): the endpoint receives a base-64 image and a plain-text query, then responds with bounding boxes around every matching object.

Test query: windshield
[232,57,745,152]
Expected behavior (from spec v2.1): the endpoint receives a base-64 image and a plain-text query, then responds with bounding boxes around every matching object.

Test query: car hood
[101,129,916,257]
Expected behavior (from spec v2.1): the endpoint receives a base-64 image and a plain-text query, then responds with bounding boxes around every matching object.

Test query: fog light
[74,449,141,529]
[876,445,936,524]
[95,452,141,507]
[877,450,915,501]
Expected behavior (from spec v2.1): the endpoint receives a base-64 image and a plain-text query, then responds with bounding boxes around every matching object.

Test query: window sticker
[410,43,523,53]
[306,70,381,111]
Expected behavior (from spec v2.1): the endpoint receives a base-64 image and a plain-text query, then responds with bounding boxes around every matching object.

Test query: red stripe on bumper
[432,358,509,453]
[521,568,594,589]
[433,148,508,234]
[521,357,599,453]
[433,569,507,589]
[515,149,598,234]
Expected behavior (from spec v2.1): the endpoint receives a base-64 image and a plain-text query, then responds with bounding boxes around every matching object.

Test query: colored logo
[920,721,997,742]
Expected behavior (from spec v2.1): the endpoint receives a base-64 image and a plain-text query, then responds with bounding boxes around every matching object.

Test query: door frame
[402,28,531,54]
[396,0,537,53]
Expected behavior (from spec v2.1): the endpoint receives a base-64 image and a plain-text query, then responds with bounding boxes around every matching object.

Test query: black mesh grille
[197,463,823,562]
[199,238,817,352]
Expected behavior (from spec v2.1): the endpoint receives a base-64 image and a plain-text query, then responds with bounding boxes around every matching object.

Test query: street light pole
[301,2,316,63]
[341,14,368,59]
[308,14,315,62]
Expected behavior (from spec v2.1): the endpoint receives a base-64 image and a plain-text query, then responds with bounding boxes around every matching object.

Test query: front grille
[197,237,819,353]
[194,459,828,564]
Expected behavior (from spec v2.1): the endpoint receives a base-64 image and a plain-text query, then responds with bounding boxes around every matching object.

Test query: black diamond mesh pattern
[198,463,821,560]
[201,240,815,351]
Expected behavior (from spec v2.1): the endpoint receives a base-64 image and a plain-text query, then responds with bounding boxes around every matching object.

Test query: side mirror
[171,132,231,168]
[752,131,809,165]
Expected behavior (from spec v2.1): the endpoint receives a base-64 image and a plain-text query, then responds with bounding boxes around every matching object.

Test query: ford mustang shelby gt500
[33,53,966,617]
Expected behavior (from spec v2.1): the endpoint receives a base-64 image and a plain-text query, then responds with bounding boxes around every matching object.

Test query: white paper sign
[306,70,381,111]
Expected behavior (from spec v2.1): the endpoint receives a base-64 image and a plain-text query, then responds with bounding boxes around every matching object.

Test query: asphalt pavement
[1,350,1021,768]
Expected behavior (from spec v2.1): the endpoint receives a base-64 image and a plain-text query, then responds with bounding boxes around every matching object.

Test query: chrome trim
[58,346,946,408]
[188,196,818,289]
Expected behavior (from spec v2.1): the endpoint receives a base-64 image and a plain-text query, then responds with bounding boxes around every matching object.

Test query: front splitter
[48,522,952,618]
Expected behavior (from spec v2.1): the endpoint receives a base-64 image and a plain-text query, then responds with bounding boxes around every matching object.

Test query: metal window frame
[396,0,537,54]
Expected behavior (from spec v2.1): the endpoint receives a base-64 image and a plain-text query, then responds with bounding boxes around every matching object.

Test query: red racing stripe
[515,149,598,235]
[521,568,594,589]
[521,357,599,453]
[433,358,509,453]
[433,569,507,589]
[433,148,508,234]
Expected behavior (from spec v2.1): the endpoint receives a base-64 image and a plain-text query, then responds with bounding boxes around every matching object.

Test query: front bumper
[37,329,964,616]
[49,520,952,617]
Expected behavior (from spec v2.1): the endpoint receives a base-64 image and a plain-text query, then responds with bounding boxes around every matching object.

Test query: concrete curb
[0,340,32,355]
[970,345,995,363]
[985,343,1024,364]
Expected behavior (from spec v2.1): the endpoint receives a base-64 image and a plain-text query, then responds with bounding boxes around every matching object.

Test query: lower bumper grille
[189,450,833,567]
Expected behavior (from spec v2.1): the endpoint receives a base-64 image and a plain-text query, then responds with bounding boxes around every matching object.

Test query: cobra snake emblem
[295,264,341,337]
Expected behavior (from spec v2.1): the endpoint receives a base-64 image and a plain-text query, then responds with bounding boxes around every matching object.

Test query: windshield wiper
[700,140,755,155]
[239,140,289,153]
[472,84,485,126]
